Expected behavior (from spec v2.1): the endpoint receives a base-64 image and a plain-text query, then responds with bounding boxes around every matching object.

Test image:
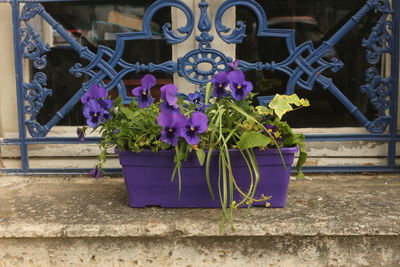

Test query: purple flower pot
[117,146,298,208]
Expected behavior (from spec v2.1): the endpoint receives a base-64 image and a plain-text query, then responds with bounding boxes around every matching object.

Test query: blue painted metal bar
[11,0,29,171]
[1,133,400,146]
[388,0,400,167]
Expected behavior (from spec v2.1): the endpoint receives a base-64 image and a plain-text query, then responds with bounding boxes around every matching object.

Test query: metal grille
[1,0,399,174]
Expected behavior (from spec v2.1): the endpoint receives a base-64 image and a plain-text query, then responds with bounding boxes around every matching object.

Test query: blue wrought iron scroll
[2,0,400,174]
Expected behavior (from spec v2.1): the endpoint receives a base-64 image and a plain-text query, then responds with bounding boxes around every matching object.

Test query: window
[237,0,391,128]
[0,0,398,172]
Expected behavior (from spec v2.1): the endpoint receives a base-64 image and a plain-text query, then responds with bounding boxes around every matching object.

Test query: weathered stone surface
[1,174,400,266]
[0,174,399,238]
[1,236,399,267]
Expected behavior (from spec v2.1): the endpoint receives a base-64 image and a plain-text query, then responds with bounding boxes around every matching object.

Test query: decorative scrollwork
[20,23,50,69]
[20,3,45,21]
[366,116,391,134]
[362,9,392,64]
[358,0,393,134]
[361,68,392,116]
[26,121,50,139]
[23,72,52,137]
[178,50,229,84]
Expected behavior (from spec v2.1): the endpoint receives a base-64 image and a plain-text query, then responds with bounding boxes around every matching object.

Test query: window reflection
[36,1,172,126]
[238,0,382,128]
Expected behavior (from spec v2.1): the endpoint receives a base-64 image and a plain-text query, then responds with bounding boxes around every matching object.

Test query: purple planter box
[117,146,298,208]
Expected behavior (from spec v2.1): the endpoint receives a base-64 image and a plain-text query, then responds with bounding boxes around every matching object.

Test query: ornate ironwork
[18,0,395,137]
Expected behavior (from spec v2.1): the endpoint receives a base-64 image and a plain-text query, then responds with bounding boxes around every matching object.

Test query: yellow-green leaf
[255,106,274,116]
[268,94,293,119]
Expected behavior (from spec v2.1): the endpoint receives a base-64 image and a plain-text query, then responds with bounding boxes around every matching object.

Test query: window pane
[35,1,173,126]
[237,0,385,128]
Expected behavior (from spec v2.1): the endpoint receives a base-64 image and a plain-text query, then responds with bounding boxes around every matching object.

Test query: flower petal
[141,74,157,89]
[132,86,144,97]
[160,84,178,105]
[157,111,174,128]
[227,70,245,84]
[191,112,208,133]
[182,133,200,145]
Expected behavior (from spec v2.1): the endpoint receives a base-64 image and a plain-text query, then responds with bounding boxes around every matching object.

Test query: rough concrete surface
[0,174,400,266]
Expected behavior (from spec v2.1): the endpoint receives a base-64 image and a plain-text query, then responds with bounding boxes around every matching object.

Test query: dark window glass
[237,0,383,127]
[35,1,172,126]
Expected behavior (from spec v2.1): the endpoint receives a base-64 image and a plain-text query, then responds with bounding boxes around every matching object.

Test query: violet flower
[228,59,240,71]
[81,84,107,104]
[83,100,106,128]
[228,70,253,101]
[265,124,284,142]
[181,112,208,145]
[132,74,157,108]
[188,91,204,105]
[188,92,208,112]
[89,167,102,179]
[265,125,277,135]
[76,128,85,142]
[157,111,187,146]
[211,72,229,99]
[160,84,180,111]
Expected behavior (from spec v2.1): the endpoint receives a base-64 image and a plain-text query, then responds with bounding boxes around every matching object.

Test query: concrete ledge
[0,174,399,238]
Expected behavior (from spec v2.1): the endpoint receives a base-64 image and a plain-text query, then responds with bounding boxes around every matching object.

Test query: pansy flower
[265,124,284,143]
[157,111,187,146]
[181,112,208,145]
[188,91,204,105]
[81,84,107,104]
[132,74,157,108]
[188,91,208,112]
[227,70,253,101]
[83,100,107,128]
[228,59,240,71]
[211,72,229,99]
[160,84,180,111]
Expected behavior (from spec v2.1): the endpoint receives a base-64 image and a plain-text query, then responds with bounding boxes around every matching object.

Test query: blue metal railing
[0,0,399,174]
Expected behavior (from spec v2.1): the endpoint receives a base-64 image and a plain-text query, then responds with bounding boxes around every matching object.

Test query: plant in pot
[78,62,309,231]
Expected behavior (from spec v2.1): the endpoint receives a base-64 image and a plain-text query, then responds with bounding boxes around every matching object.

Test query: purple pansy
[160,84,180,111]
[188,92,208,112]
[76,128,85,142]
[265,124,284,142]
[132,74,157,108]
[157,111,187,146]
[81,84,107,104]
[211,72,229,99]
[181,112,208,145]
[265,125,277,135]
[89,167,102,179]
[83,100,107,128]
[227,70,253,101]
[228,59,240,71]
[188,91,204,105]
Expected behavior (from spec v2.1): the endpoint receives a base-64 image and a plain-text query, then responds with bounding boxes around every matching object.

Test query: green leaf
[196,149,206,166]
[120,106,136,120]
[205,82,213,105]
[114,96,122,106]
[237,132,272,150]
